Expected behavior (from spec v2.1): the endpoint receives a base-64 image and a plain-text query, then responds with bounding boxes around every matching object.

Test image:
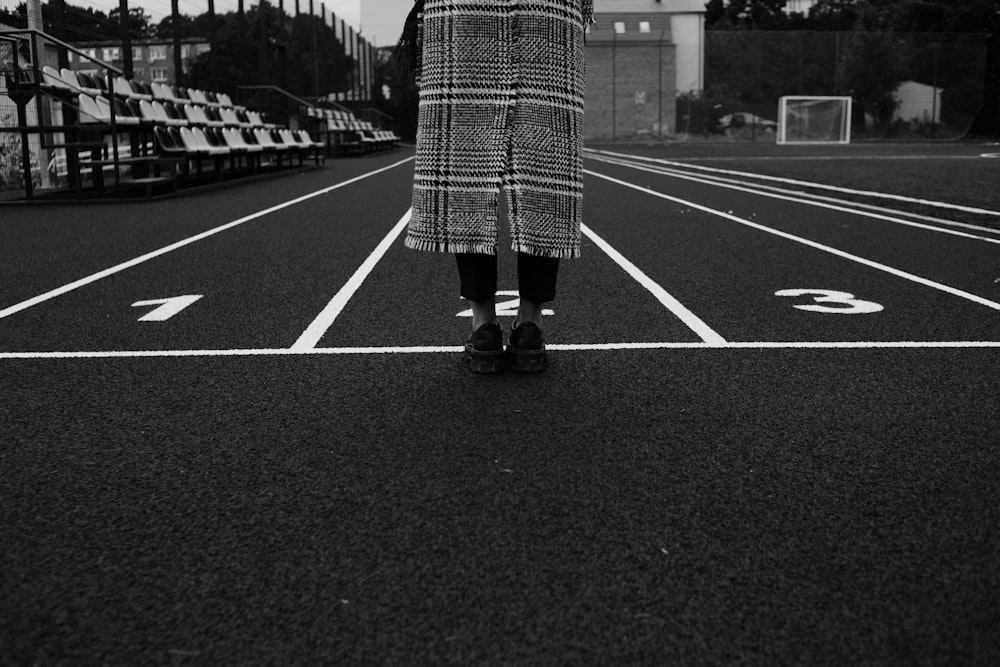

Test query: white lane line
[584,169,1000,313]
[581,223,727,346]
[0,156,417,321]
[586,148,1000,218]
[587,153,1000,243]
[292,208,412,350]
[3,340,1000,360]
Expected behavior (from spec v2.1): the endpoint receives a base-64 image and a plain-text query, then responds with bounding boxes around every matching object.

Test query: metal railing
[1,28,127,199]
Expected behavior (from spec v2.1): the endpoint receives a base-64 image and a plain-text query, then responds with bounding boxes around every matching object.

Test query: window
[639,21,651,33]
[102,47,120,61]
[614,21,625,34]
[132,46,144,61]
[149,46,167,62]
[151,68,168,82]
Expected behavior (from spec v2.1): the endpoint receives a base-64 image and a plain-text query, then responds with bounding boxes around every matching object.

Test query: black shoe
[507,320,548,373]
[464,321,508,374]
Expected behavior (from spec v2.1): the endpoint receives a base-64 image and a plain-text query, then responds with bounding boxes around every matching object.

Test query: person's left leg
[515,252,559,326]
[507,252,559,373]
[455,252,498,330]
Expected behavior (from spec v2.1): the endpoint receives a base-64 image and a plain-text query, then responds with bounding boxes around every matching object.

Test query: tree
[705,0,792,30]
[806,0,861,29]
[375,46,418,141]
[108,7,153,40]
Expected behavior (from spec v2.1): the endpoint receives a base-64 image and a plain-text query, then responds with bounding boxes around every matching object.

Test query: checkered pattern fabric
[405,0,591,259]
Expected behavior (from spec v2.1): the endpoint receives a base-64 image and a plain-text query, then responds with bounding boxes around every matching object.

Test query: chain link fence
[682,30,990,141]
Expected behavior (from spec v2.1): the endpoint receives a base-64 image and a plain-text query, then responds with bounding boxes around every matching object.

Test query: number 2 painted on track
[457,290,554,317]
[775,289,884,314]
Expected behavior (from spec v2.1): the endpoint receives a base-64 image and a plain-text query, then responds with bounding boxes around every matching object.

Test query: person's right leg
[508,252,559,373]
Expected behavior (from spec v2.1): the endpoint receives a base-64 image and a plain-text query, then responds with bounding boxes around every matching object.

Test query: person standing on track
[402,0,593,374]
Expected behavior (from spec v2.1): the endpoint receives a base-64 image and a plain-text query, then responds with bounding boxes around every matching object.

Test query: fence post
[658,29,664,140]
[931,42,939,139]
[612,29,616,143]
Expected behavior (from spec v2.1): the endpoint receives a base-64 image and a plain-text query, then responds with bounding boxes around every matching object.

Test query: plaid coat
[405,0,593,259]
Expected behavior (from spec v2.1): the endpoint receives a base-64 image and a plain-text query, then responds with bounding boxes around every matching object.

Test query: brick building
[68,39,210,85]
[586,0,705,141]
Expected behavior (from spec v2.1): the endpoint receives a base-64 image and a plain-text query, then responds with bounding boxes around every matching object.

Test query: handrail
[1,28,126,191]
[0,28,124,76]
[237,84,315,110]
[355,107,393,123]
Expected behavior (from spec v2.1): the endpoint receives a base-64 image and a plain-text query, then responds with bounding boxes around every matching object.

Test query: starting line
[2,340,1000,360]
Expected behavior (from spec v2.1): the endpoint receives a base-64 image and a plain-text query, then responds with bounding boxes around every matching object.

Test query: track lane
[582,160,1000,343]
[0,161,416,353]
[0,152,414,311]
[318,214,709,350]
[2,149,999,666]
[585,155,1000,308]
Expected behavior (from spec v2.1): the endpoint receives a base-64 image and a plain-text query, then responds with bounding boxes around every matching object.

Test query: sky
[360,0,413,48]
[116,0,414,47]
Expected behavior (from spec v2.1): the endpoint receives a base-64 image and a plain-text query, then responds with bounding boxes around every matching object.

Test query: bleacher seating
[302,106,401,156]
[6,61,327,200]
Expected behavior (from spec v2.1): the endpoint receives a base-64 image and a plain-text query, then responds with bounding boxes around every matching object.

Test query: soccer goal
[777,96,853,145]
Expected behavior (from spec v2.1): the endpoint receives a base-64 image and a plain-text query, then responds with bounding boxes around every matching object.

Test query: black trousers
[455,253,560,303]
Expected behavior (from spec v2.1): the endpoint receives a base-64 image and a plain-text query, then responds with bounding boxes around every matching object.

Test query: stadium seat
[180,126,228,156]
[112,97,142,125]
[221,127,263,154]
[41,66,74,92]
[78,93,110,123]
[151,82,175,101]
[148,100,185,127]
[62,68,102,96]
[113,76,150,100]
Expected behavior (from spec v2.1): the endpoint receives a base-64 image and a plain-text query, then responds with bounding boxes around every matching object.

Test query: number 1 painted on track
[131,295,203,321]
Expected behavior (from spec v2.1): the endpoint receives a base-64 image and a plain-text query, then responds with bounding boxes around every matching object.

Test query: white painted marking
[2,340,1000,360]
[292,209,412,350]
[587,148,1000,218]
[131,295,203,321]
[982,153,1000,159]
[581,223,728,346]
[456,291,554,317]
[775,289,884,314]
[584,169,1000,313]
[587,152,1000,242]
[0,156,416,321]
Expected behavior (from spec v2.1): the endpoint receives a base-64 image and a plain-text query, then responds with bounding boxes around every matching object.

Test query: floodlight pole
[119,0,133,78]
[172,0,182,85]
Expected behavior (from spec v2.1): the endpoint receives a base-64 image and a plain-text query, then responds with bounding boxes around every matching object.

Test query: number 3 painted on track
[775,289,884,314]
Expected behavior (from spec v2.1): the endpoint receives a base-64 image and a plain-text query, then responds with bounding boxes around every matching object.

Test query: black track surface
[2,145,998,665]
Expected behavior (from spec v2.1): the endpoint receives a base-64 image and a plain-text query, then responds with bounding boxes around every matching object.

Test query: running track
[2,144,998,665]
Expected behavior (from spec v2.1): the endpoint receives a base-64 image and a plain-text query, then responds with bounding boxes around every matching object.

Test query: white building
[785,0,818,14]
[595,0,706,93]
[894,80,942,124]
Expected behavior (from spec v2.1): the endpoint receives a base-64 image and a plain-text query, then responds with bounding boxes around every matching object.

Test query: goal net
[777,96,853,145]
